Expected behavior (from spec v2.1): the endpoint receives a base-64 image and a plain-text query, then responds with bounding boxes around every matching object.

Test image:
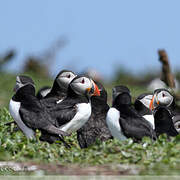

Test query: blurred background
[0,0,180,107]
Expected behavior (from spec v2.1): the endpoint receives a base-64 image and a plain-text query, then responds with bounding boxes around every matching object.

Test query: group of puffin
[9,70,180,148]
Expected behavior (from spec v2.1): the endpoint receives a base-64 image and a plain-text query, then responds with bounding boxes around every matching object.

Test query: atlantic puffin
[77,81,112,148]
[37,70,76,112]
[40,75,101,143]
[150,89,180,133]
[135,89,180,131]
[149,89,175,111]
[106,85,156,141]
[43,70,76,100]
[154,106,178,137]
[9,75,70,139]
[134,93,154,128]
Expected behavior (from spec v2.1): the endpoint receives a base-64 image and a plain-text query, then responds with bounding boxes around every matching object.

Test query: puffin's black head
[112,85,131,106]
[13,75,35,93]
[149,88,174,110]
[69,75,100,98]
[55,70,76,89]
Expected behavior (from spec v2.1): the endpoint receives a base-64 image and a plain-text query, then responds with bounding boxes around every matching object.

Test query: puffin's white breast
[106,107,127,141]
[143,115,155,129]
[9,99,35,139]
[60,103,91,133]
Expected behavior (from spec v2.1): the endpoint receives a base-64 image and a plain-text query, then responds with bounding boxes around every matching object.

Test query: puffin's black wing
[19,104,70,136]
[119,114,156,141]
[154,106,178,137]
[48,100,77,127]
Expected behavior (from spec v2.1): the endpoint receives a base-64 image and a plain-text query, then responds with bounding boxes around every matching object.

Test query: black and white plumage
[135,89,180,133]
[43,70,76,100]
[154,106,178,137]
[149,89,175,111]
[36,86,51,100]
[152,89,180,134]
[134,93,154,129]
[9,75,70,140]
[106,85,156,141]
[37,70,77,113]
[77,81,112,148]
[40,75,101,143]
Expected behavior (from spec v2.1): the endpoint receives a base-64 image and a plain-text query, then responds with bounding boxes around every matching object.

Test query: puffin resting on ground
[9,75,70,140]
[106,85,156,142]
[39,75,101,145]
[77,81,112,148]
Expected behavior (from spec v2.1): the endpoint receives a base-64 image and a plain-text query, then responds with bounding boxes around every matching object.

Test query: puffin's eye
[81,79,85,84]
[67,74,71,78]
[162,93,165,97]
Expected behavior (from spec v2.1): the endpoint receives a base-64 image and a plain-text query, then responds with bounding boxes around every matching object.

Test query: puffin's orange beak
[149,95,155,110]
[86,81,100,96]
[93,82,100,96]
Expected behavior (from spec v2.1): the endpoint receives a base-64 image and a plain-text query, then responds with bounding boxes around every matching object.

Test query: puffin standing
[40,75,101,143]
[77,81,112,148]
[106,86,156,141]
[9,75,70,140]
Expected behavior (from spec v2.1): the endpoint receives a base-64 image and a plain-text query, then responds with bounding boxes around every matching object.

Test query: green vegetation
[0,71,180,175]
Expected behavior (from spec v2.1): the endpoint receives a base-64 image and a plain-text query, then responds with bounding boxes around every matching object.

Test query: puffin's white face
[155,90,173,107]
[57,71,76,89]
[14,76,35,93]
[70,77,100,97]
[139,95,153,109]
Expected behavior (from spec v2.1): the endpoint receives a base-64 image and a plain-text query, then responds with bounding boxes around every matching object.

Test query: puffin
[106,85,156,141]
[154,106,178,137]
[134,93,154,128]
[135,89,180,132]
[150,89,180,133]
[77,81,112,148]
[9,75,70,140]
[149,88,175,111]
[37,70,76,111]
[43,70,76,100]
[40,75,101,143]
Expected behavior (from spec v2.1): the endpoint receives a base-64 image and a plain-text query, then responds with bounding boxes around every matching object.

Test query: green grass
[1,107,180,175]
[1,72,180,175]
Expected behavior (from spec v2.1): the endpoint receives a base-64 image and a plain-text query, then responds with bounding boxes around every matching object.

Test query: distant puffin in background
[154,106,178,137]
[40,75,101,143]
[9,75,70,140]
[106,85,156,141]
[77,81,112,148]
[36,86,51,100]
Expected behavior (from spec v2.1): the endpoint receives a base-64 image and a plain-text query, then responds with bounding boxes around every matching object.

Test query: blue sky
[0,0,180,78]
